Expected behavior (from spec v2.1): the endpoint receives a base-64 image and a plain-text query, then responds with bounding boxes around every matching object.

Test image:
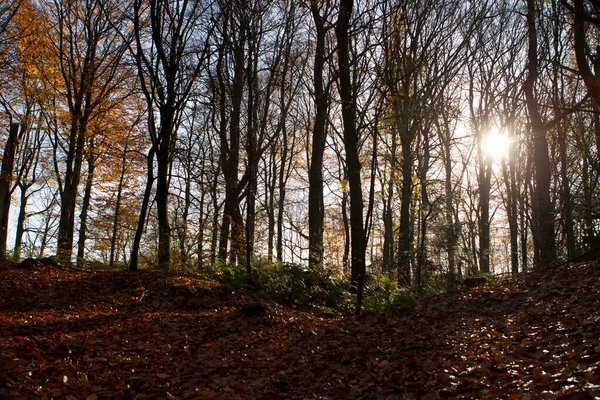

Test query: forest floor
[1,259,600,399]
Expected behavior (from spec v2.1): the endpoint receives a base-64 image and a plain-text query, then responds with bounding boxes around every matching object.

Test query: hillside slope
[1,260,599,399]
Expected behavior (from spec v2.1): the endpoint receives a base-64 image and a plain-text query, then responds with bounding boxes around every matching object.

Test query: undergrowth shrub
[208,261,353,313]
[208,261,253,289]
[362,274,416,311]
[86,260,126,271]
[259,262,353,312]
[208,261,474,314]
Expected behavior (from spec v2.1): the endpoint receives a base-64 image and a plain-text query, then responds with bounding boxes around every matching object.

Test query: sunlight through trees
[0,0,599,303]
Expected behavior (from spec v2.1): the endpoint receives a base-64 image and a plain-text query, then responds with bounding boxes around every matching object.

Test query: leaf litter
[0,259,599,399]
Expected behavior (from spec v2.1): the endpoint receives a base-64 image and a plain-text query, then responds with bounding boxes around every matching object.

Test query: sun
[483,127,510,160]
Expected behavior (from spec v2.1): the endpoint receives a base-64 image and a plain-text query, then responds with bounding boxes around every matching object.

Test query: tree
[524,0,557,269]
[0,120,21,259]
[308,1,333,270]
[128,0,214,270]
[213,0,246,266]
[569,0,600,107]
[336,0,367,313]
[0,0,24,260]
[49,0,130,263]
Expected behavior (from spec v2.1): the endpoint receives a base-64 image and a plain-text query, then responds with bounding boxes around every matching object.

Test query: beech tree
[48,0,130,263]
[0,0,39,260]
[0,119,21,260]
[336,0,368,312]
[128,0,215,270]
[308,1,333,270]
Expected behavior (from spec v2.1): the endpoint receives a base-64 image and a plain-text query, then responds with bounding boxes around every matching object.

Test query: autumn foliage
[1,259,599,398]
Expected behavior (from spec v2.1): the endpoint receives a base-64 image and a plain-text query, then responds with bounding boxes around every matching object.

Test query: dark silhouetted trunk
[110,145,128,268]
[57,112,89,263]
[398,139,413,286]
[525,0,556,269]
[501,122,520,276]
[573,0,600,107]
[130,146,156,271]
[558,120,575,259]
[308,3,328,270]
[478,152,492,274]
[336,0,366,314]
[77,143,96,267]
[0,122,20,260]
[218,13,245,264]
[155,107,175,268]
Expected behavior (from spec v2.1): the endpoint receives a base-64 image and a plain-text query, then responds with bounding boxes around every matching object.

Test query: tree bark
[218,11,245,264]
[524,0,557,269]
[416,130,431,292]
[308,3,329,270]
[478,152,492,274]
[56,111,89,263]
[76,143,96,267]
[398,139,413,286]
[155,106,175,268]
[0,122,20,260]
[558,120,575,259]
[110,144,128,268]
[209,163,220,266]
[178,146,193,266]
[13,182,31,262]
[382,131,396,275]
[266,149,276,263]
[573,0,600,107]
[130,146,156,271]
[501,121,520,276]
[440,118,457,283]
[336,0,366,314]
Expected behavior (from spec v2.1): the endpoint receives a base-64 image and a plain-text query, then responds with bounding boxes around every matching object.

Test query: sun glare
[483,127,510,160]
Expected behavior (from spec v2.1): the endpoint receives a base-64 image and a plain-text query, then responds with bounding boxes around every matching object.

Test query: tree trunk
[0,122,20,260]
[13,182,31,262]
[244,37,260,275]
[266,149,276,263]
[179,160,192,266]
[218,18,245,264]
[558,120,575,259]
[209,166,219,266]
[521,153,533,271]
[130,146,156,271]
[57,113,89,264]
[76,145,96,267]
[109,148,128,268]
[582,154,593,238]
[398,140,413,287]
[524,0,556,269]
[276,125,290,263]
[39,206,55,258]
[308,3,328,270]
[441,125,457,284]
[196,186,206,268]
[416,131,431,292]
[478,153,492,274]
[341,182,350,273]
[501,128,520,276]
[155,106,175,268]
[336,0,366,314]
[573,0,600,107]
[382,130,396,275]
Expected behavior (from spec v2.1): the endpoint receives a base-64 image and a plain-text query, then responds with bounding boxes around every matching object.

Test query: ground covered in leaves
[1,260,600,399]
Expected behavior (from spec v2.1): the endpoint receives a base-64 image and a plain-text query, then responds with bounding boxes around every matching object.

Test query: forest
[0,0,599,313]
[1,0,600,398]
